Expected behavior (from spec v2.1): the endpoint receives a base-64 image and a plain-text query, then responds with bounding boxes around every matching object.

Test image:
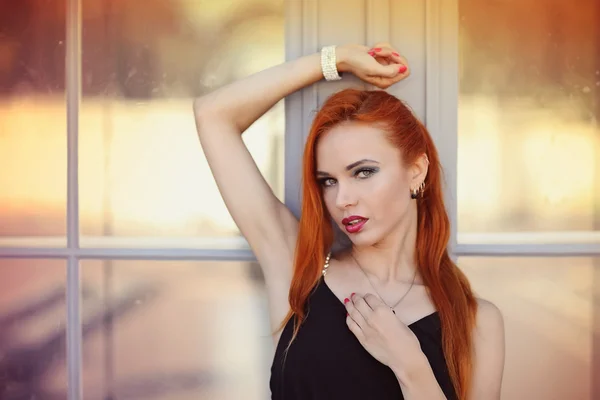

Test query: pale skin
[193,43,505,399]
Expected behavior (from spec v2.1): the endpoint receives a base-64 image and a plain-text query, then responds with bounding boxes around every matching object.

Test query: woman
[193,43,505,399]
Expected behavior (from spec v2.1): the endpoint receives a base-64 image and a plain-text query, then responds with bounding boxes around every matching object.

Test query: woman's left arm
[396,299,505,400]
[465,299,506,399]
[345,294,505,400]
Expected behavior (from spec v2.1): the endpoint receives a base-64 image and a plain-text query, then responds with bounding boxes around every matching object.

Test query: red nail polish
[392,52,400,56]
[373,48,382,52]
[399,65,407,73]
[351,292,355,297]
[344,298,349,304]
[368,51,375,56]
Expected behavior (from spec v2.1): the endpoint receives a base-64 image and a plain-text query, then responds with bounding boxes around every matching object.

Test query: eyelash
[318,167,379,187]
[355,167,377,179]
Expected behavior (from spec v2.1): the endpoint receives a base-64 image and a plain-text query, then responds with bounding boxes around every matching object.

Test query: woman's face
[315,122,422,247]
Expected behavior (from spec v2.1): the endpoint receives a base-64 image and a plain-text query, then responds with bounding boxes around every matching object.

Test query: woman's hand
[336,43,410,89]
[345,293,425,377]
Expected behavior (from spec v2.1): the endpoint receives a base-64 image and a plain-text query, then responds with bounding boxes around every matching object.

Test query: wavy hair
[279,88,477,399]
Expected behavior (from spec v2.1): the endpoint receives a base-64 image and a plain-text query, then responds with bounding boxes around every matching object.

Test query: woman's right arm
[193,51,326,286]
[193,44,408,286]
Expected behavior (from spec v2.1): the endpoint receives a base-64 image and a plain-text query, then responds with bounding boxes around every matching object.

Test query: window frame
[429,0,600,258]
[0,1,598,400]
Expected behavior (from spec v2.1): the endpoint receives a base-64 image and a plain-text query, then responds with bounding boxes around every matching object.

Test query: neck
[351,206,420,284]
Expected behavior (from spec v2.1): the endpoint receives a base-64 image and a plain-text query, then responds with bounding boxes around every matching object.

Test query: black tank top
[270,278,458,399]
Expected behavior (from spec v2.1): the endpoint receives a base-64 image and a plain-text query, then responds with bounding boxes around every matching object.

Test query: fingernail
[351,292,356,297]
[368,51,375,56]
[344,298,350,304]
[392,52,400,56]
[399,65,407,73]
[373,48,382,52]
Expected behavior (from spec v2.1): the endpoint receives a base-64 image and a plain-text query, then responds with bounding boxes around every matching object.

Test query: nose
[334,182,358,210]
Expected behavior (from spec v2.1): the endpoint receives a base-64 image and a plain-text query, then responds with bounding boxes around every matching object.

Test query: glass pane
[0,3,67,240]
[81,260,271,400]
[79,0,285,246]
[458,0,600,235]
[459,257,599,400]
[0,259,67,398]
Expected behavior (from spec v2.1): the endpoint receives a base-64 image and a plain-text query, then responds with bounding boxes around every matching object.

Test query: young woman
[193,43,505,400]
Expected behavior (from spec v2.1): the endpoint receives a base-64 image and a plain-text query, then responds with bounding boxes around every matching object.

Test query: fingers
[345,295,367,342]
[365,44,410,87]
[368,45,407,66]
[352,293,374,316]
[346,314,365,342]
[363,293,385,309]
[382,63,408,79]
[368,46,402,63]
[345,295,367,328]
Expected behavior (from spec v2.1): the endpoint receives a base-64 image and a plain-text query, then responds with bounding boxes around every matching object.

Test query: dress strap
[321,252,332,276]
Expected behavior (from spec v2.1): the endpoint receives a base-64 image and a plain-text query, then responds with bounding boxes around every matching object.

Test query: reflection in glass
[459,257,599,400]
[0,2,67,238]
[81,260,271,400]
[458,0,600,235]
[0,259,67,398]
[78,0,285,244]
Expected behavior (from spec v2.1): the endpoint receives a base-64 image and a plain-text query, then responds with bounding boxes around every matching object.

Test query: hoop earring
[410,181,425,200]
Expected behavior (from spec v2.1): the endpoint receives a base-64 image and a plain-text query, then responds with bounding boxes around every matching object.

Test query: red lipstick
[341,215,368,234]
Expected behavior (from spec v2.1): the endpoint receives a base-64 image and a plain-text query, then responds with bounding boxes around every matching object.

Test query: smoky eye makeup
[352,166,379,178]
[316,166,380,186]
[315,159,380,186]
[317,175,336,187]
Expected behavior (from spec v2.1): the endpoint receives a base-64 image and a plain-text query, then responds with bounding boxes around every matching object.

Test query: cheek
[369,177,411,218]
[322,188,338,215]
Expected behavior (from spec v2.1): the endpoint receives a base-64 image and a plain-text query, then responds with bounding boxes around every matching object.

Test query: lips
[342,215,368,234]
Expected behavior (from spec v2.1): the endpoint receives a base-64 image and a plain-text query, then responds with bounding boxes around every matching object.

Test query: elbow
[193,96,232,124]
[193,97,223,131]
[192,97,217,139]
[193,96,214,119]
[193,97,240,139]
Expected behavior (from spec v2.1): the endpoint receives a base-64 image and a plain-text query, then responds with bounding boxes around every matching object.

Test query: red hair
[279,88,477,399]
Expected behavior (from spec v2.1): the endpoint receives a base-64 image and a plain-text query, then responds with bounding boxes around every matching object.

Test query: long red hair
[279,88,477,399]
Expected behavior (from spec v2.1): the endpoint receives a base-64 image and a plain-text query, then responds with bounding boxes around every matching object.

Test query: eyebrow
[316,159,380,176]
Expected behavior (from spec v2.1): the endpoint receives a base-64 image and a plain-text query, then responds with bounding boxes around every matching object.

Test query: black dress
[270,278,458,399]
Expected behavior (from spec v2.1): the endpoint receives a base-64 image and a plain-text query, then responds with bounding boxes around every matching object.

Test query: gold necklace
[351,253,417,314]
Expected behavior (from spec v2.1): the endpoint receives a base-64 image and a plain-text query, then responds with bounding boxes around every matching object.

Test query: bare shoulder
[469,297,505,399]
[474,297,504,333]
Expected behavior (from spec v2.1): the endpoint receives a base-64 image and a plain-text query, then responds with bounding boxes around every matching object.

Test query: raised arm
[192,52,326,284]
[193,43,409,325]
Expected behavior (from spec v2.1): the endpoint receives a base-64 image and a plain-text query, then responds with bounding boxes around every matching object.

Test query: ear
[410,153,429,188]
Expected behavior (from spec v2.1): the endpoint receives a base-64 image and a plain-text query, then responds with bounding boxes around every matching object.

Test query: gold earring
[411,181,425,200]
[410,187,418,199]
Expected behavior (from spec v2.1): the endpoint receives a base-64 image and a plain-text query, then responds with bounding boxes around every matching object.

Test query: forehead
[315,122,400,170]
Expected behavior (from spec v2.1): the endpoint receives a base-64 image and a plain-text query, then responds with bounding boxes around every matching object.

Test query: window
[460,256,598,400]
[457,0,600,241]
[0,1,67,240]
[0,0,285,399]
[455,1,600,398]
[81,260,271,399]
[78,0,285,247]
[2,1,599,399]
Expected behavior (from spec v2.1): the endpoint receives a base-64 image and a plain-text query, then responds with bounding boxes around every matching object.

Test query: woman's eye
[356,168,377,179]
[320,178,336,187]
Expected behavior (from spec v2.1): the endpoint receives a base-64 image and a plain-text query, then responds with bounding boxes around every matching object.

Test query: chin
[344,229,381,248]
